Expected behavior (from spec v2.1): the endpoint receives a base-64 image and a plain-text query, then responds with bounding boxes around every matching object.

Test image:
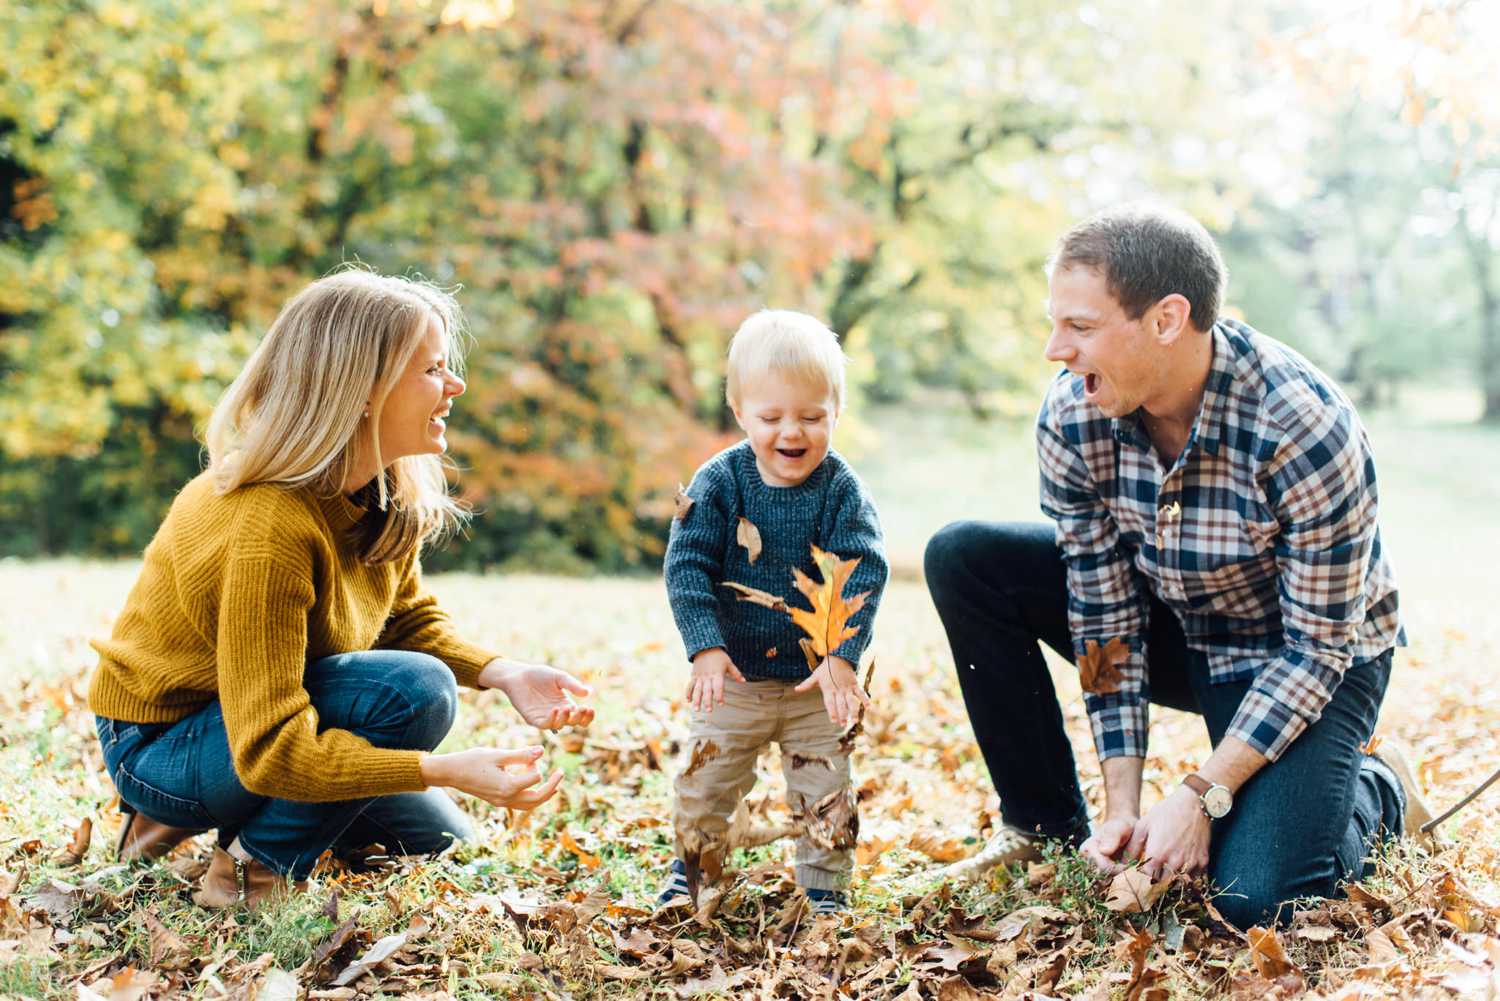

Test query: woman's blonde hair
[725,309,846,412]
[205,268,469,564]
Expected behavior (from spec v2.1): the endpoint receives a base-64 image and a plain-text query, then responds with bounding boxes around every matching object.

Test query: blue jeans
[924,521,1404,929]
[96,650,474,879]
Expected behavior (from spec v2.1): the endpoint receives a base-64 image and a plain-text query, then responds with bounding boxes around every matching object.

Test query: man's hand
[687,648,746,711]
[480,659,595,730]
[793,655,870,727]
[419,746,565,809]
[1079,815,1139,875]
[1125,785,1211,879]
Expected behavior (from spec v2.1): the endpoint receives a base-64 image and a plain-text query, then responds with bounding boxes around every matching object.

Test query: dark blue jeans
[96,650,474,880]
[924,521,1404,929]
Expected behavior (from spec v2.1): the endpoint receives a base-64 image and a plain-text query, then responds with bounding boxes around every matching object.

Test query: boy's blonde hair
[205,267,469,565]
[725,310,846,412]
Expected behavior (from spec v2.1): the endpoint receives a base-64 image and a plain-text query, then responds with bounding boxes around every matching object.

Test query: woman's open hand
[420,746,564,809]
[479,659,595,730]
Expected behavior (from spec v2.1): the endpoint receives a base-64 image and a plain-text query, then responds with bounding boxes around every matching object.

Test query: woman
[88,269,594,908]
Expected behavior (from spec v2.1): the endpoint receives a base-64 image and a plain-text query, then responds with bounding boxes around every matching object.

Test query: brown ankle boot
[191,845,306,910]
[115,811,203,862]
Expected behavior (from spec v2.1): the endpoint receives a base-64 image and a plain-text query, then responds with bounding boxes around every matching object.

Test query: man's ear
[1151,294,1193,345]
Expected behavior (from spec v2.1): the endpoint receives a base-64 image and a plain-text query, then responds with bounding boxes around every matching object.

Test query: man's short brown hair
[1050,203,1227,332]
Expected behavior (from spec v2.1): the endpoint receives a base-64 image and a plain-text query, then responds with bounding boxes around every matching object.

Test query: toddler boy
[660,309,889,914]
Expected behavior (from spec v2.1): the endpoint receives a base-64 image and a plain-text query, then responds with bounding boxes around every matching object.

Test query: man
[924,204,1431,929]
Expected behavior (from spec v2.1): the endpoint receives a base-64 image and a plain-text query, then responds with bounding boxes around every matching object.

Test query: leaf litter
[4,569,1500,999]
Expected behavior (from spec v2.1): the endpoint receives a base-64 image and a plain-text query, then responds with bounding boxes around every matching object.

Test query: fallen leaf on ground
[1247,926,1300,979]
[1077,637,1129,695]
[57,818,92,866]
[909,830,975,863]
[1105,868,1171,913]
[737,517,762,563]
[559,828,600,868]
[140,911,194,971]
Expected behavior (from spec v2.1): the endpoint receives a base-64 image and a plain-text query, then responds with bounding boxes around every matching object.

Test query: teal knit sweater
[665,441,888,681]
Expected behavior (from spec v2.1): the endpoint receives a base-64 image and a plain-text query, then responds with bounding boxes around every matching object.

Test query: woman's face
[374,314,466,463]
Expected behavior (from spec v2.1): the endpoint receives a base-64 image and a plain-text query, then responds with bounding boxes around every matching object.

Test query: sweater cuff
[360,748,429,797]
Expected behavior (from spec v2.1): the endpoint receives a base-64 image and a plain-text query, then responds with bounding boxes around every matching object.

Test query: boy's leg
[777,683,854,893]
[673,678,778,880]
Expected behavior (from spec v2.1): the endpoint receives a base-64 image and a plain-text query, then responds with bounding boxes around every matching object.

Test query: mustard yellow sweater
[88,472,497,802]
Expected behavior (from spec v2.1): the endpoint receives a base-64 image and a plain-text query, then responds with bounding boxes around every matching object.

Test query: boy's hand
[687,647,746,711]
[794,655,870,727]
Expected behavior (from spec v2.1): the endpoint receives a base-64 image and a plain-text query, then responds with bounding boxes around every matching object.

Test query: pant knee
[1210,867,1314,929]
[923,520,984,604]
[382,654,458,750]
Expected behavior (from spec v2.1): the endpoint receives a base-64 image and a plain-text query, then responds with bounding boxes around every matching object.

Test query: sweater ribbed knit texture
[88,472,497,803]
[665,441,889,681]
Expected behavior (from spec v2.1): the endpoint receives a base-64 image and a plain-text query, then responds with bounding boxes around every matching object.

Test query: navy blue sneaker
[656,859,691,906]
[804,887,847,914]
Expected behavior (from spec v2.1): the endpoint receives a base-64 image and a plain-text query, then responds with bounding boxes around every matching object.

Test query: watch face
[1204,786,1233,818]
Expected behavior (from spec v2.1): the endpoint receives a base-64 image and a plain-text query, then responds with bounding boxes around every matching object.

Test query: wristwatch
[1182,773,1233,819]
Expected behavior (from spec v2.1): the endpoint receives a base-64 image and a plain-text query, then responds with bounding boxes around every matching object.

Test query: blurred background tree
[1,0,1493,569]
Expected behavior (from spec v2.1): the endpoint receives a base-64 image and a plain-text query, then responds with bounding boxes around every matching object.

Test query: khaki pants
[673,677,853,892]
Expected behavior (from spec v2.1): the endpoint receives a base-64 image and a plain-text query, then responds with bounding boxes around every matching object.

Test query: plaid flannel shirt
[1037,319,1403,763]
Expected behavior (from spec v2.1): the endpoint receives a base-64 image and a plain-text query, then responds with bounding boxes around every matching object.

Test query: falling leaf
[1077,637,1130,695]
[1104,868,1171,913]
[788,546,868,658]
[765,647,777,658]
[1361,734,1384,755]
[736,517,762,563]
[680,739,720,779]
[673,483,694,520]
[720,581,788,611]
[837,659,877,755]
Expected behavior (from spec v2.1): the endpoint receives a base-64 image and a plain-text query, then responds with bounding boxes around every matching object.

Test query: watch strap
[1182,773,1212,797]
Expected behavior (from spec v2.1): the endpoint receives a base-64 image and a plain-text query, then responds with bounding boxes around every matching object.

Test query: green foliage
[3,0,1494,564]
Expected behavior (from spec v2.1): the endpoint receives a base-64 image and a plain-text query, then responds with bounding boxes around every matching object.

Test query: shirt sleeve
[1036,389,1152,760]
[825,472,890,665]
[1225,400,1377,761]
[664,463,733,660]
[216,554,427,802]
[376,549,497,690]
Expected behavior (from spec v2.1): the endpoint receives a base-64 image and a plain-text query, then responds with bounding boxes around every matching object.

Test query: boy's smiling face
[732,376,839,487]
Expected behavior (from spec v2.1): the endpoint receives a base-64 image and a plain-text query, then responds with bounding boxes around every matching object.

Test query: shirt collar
[1109,322,1235,458]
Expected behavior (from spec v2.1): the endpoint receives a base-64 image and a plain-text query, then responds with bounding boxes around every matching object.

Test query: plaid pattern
[1037,319,1403,763]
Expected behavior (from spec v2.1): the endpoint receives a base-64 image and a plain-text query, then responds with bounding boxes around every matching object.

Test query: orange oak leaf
[788,546,869,660]
[1077,637,1130,695]
[736,517,762,563]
